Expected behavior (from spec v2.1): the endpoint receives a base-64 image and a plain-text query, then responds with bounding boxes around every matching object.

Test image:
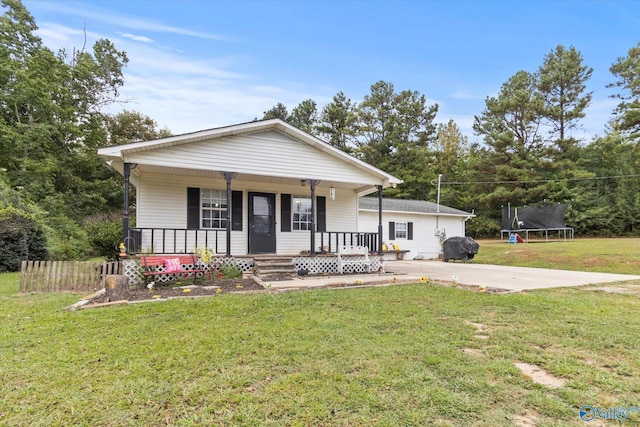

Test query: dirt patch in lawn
[462,348,484,357]
[514,362,565,389]
[466,321,491,340]
[512,412,540,427]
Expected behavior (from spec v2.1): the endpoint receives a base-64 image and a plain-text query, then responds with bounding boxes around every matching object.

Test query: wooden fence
[19,260,122,293]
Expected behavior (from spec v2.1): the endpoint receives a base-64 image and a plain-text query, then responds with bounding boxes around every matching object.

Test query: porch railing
[126,228,226,254]
[125,228,380,255]
[317,231,380,253]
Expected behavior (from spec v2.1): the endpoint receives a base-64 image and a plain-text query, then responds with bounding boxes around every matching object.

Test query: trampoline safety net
[501,203,574,242]
[502,204,568,230]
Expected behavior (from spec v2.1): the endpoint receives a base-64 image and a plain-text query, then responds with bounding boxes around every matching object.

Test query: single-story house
[98,119,473,277]
[97,119,402,258]
[358,198,474,260]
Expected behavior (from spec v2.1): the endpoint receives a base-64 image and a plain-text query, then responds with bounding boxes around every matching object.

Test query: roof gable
[98,119,402,187]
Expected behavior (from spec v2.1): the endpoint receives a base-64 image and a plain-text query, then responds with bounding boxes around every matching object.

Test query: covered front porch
[117,170,389,258]
[120,227,386,284]
[98,119,403,264]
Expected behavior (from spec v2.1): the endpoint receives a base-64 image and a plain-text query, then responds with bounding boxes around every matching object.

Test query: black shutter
[231,190,243,231]
[408,222,413,240]
[316,196,326,232]
[281,194,291,232]
[187,187,200,229]
[388,221,395,240]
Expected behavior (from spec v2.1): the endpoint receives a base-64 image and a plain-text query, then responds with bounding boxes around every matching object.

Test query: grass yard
[474,237,640,274]
[1,238,639,426]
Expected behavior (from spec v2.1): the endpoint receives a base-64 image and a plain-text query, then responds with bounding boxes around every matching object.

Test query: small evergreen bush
[0,206,48,272]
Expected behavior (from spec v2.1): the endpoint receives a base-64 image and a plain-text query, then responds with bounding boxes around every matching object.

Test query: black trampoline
[500,203,574,242]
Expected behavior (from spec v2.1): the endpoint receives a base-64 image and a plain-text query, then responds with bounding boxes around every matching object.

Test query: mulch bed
[87,278,265,305]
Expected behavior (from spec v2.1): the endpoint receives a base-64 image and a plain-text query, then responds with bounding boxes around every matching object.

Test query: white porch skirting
[122,255,383,285]
[292,255,382,275]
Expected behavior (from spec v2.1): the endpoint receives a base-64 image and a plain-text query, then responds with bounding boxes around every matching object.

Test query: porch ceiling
[133,164,375,192]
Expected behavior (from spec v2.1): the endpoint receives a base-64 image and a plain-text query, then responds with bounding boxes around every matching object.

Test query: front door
[248,192,276,254]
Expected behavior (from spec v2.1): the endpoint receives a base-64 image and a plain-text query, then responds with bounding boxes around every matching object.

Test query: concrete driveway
[385,260,640,292]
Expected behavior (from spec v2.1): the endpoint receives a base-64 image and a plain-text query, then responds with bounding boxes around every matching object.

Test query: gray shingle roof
[359,197,473,216]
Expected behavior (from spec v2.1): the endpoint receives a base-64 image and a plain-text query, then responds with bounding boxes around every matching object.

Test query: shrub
[0,206,48,272]
[219,262,242,279]
[84,212,122,261]
[44,216,91,260]
[466,213,501,239]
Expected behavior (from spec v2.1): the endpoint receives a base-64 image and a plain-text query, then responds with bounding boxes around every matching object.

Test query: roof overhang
[98,119,403,191]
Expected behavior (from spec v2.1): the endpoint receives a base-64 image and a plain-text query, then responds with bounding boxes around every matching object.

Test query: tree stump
[105,275,130,301]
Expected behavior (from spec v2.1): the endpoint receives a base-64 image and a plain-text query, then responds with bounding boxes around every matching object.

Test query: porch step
[253,256,298,281]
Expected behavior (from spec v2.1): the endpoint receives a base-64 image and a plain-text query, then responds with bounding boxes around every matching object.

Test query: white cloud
[34,21,272,132]
[35,23,73,43]
[31,1,227,41]
[120,40,248,80]
[28,5,348,136]
[35,23,104,52]
[109,74,327,134]
[118,32,153,43]
[449,89,486,100]
[91,33,330,134]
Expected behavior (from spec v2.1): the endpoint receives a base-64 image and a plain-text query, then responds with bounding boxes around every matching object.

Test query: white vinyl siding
[136,174,359,256]
[358,211,467,260]
[136,175,186,229]
[125,130,381,185]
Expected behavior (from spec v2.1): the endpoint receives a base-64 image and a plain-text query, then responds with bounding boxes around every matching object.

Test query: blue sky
[21,0,640,143]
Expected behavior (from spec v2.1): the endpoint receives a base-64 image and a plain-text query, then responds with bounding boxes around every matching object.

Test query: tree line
[2,0,640,269]
[260,46,640,237]
[0,0,168,269]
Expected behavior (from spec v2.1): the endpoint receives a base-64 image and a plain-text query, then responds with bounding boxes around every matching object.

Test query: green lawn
[474,237,640,274]
[1,240,640,426]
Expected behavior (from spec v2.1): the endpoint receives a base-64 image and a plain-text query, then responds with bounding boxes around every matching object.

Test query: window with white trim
[394,222,408,239]
[292,195,312,231]
[201,189,227,229]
